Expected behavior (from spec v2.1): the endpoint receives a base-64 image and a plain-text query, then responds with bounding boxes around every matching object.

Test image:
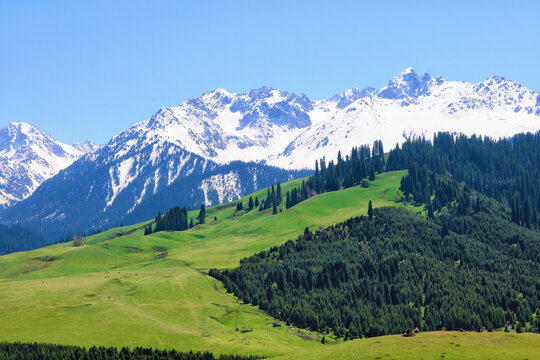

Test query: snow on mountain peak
[0,122,97,207]
[103,69,540,174]
[329,87,378,109]
[3,68,540,227]
[377,68,444,100]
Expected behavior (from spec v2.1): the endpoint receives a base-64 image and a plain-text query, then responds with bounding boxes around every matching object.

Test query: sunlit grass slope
[276,331,540,360]
[1,170,537,358]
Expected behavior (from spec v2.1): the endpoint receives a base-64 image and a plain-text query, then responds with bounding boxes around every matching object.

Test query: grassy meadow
[0,169,538,359]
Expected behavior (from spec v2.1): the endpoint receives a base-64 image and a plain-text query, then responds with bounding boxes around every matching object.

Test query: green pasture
[0,170,537,358]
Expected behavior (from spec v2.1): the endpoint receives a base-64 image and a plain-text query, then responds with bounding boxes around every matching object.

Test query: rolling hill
[0,171,403,357]
[0,170,538,359]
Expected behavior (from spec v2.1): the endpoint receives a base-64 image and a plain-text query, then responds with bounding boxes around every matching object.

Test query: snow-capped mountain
[0,122,100,207]
[2,68,539,242]
[109,68,540,170]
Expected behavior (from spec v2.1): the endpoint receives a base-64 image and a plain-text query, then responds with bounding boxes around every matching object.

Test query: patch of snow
[199,171,242,206]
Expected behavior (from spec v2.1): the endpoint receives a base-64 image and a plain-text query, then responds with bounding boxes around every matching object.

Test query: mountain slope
[0,122,99,207]
[0,139,309,241]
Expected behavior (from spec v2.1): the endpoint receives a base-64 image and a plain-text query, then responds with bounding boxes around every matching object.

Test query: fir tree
[368,200,373,219]
[523,198,531,228]
[286,191,291,209]
[368,166,376,181]
[441,222,449,238]
[198,204,206,224]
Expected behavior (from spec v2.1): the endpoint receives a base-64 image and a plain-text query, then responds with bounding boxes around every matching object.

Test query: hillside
[0,170,538,359]
[218,207,539,336]
[0,171,406,357]
[276,331,540,360]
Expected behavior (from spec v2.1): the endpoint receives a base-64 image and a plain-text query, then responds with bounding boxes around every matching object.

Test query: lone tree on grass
[72,235,82,247]
[368,200,373,219]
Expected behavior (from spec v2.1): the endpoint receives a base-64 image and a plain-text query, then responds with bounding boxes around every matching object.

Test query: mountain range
[113,67,539,170]
[1,67,539,242]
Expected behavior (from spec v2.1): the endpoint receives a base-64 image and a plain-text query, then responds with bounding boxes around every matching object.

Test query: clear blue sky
[1,0,539,144]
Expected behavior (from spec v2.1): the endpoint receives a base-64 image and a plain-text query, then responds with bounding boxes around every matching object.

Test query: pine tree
[301,180,308,200]
[427,195,434,218]
[512,194,521,225]
[236,202,243,211]
[198,204,206,224]
[368,200,373,219]
[277,183,282,204]
[523,198,531,228]
[368,166,376,181]
[441,222,449,238]
[255,197,259,207]
[189,217,194,229]
[272,201,278,215]
[248,196,254,210]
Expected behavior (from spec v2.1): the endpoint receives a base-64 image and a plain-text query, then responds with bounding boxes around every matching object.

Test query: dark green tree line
[0,342,261,360]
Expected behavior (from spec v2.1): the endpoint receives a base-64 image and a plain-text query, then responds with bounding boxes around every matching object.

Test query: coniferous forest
[0,342,260,360]
[0,225,46,255]
[213,206,540,338]
[386,131,540,224]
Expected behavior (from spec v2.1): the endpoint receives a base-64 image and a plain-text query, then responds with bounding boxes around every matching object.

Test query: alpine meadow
[1,2,540,359]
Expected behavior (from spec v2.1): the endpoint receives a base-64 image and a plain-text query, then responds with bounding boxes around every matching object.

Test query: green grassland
[277,332,540,360]
[0,170,538,359]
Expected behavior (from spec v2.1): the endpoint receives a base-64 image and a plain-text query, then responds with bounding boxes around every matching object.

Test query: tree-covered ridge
[387,131,540,225]
[213,207,540,338]
[0,342,260,360]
